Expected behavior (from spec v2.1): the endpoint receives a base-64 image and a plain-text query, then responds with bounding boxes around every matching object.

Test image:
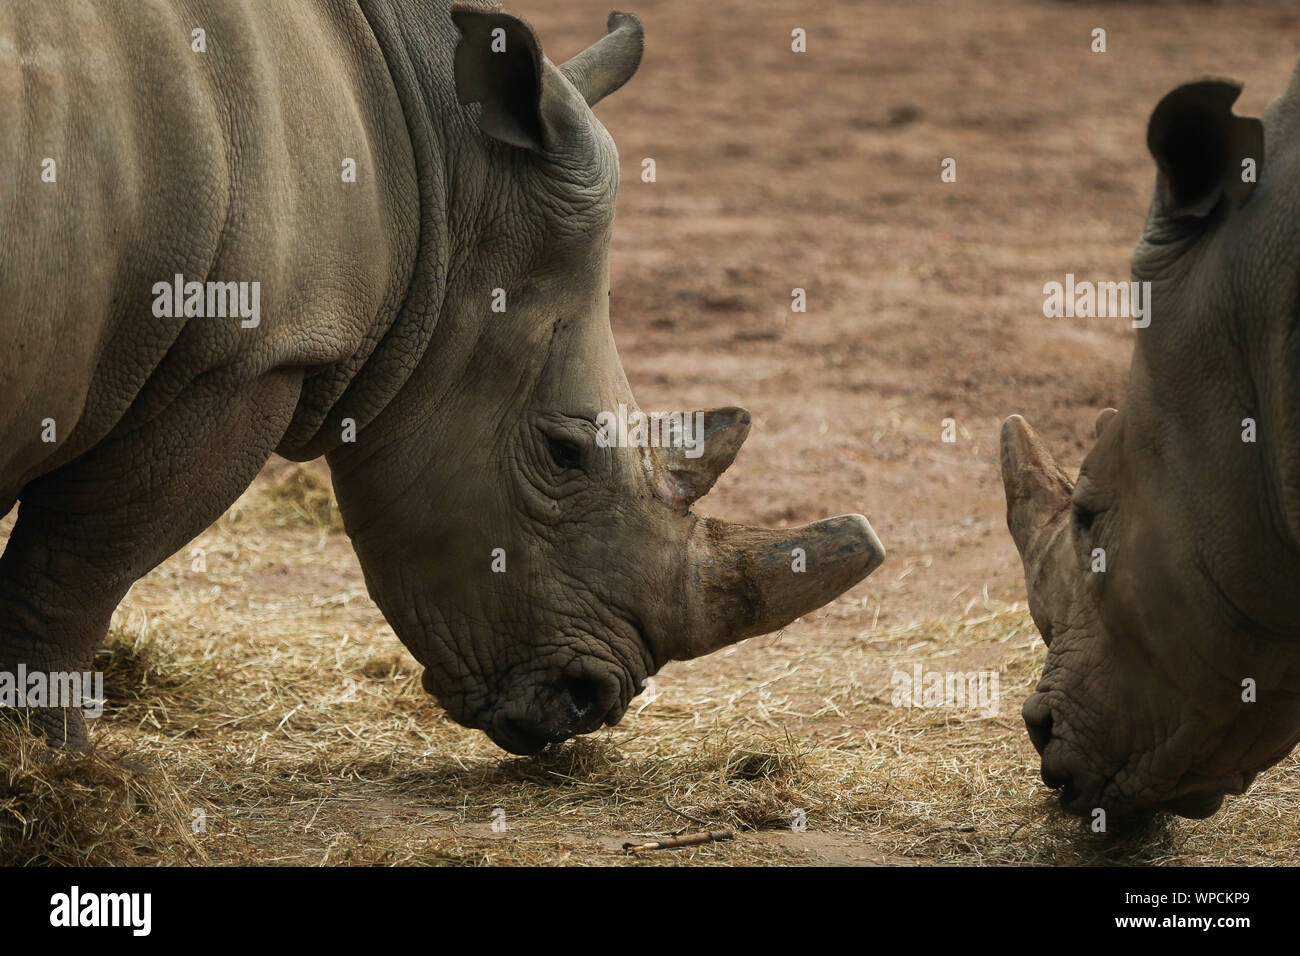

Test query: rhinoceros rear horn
[655,406,751,513]
[560,12,644,107]
[1000,415,1073,558]
[677,515,885,660]
[1147,79,1263,217]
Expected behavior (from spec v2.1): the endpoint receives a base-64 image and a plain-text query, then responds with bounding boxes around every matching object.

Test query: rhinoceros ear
[1147,79,1263,219]
[451,5,555,151]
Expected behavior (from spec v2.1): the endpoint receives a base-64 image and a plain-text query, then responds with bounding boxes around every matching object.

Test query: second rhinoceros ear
[451,5,556,151]
[1147,79,1263,219]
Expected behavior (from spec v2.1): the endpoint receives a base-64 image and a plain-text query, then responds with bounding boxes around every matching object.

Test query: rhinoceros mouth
[486,695,620,756]
[1042,748,1252,820]
[1045,776,1192,820]
[1025,682,1266,819]
[1155,791,1227,819]
[473,641,639,756]
[1151,771,1255,819]
[488,719,564,757]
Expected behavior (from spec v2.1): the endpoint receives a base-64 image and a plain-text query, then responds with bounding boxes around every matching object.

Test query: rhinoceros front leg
[0,526,114,749]
[0,369,303,748]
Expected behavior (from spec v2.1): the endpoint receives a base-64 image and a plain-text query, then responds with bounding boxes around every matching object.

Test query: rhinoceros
[0,1,884,755]
[1003,67,1300,817]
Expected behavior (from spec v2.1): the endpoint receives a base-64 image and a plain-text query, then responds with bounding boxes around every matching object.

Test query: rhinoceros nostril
[1021,694,1053,756]
[561,677,600,722]
[1022,697,1073,790]
[1025,711,1052,755]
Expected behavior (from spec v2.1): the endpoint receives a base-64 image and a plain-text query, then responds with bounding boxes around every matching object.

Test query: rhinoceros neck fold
[280,0,486,461]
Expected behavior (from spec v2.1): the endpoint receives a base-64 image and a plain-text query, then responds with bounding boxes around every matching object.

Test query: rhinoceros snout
[1021,691,1250,819]
[1021,693,1054,761]
[1024,723,1073,792]
[488,675,621,756]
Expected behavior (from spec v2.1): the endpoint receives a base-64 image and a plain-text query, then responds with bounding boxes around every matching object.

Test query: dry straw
[2,467,1297,865]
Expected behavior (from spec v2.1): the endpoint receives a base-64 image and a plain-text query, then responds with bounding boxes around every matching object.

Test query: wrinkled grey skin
[1003,64,1300,818]
[0,0,883,755]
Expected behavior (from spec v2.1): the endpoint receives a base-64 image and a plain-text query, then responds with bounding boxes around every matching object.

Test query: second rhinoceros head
[1003,72,1300,817]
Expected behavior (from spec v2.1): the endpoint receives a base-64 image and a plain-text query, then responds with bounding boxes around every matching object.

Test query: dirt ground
[7,0,1300,866]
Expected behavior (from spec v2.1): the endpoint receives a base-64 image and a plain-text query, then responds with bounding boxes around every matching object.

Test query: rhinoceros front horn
[1000,414,1074,558]
[559,12,644,107]
[675,514,885,660]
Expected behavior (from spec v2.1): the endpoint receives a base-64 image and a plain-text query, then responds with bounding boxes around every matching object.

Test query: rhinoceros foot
[2,705,90,751]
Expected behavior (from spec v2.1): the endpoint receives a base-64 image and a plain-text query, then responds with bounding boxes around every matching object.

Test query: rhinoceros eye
[1071,502,1095,533]
[546,435,584,471]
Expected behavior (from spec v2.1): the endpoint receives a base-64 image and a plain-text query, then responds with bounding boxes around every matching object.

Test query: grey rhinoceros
[0,1,884,755]
[1003,66,1300,817]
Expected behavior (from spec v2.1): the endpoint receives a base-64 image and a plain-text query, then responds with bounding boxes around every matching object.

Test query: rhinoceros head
[328,6,884,754]
[1003,75,1300,817]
